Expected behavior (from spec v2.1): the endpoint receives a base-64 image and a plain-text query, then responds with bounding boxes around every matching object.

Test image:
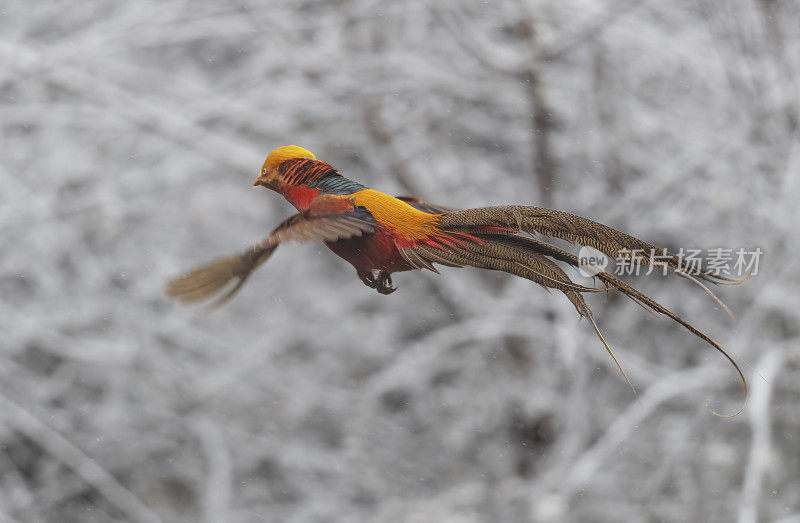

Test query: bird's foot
[359,270,397,294]
[359,272,379,289]
[375,271,397,295]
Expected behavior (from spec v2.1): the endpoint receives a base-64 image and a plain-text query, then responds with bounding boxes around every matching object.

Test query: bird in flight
[166,145,747,413]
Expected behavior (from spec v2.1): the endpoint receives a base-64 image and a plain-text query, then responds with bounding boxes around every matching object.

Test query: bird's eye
[261,168,267,175]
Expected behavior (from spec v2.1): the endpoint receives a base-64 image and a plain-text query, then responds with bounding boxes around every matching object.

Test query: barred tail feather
[439,206,740,285]
[467,232,747,416]
[410,236,638,396]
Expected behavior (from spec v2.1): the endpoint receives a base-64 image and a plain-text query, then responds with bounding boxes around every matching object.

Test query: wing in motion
[165,212,374,309]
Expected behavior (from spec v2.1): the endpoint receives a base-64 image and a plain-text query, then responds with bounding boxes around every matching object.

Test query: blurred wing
[165,213,374,308]
[395,195,457,214]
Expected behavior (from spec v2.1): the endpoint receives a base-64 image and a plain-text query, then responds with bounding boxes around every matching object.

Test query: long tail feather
[583,306,638,399]
[468,230,734,318]
[414,243,602,295]
[469,232,746,416]
[440,207,738,284]
[673,271,735,320]
[416,236,638,395]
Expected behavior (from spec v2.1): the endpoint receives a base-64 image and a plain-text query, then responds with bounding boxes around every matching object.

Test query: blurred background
[1,1,798,522]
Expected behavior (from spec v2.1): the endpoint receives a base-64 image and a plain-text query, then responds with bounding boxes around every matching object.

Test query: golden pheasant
[166,145,747,413]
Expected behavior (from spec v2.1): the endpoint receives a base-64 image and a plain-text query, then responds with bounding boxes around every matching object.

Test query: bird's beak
[253,174,273,189]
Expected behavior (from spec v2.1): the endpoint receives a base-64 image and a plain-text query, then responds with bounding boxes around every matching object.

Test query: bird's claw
[359,270,397,294]
[360,273,378,289]
[376,271,396,295]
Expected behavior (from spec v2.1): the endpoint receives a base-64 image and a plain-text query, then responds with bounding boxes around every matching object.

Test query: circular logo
[577,246,609,278]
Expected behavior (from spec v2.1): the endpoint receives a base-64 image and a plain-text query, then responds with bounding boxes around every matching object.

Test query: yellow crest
[262,145,316,171]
